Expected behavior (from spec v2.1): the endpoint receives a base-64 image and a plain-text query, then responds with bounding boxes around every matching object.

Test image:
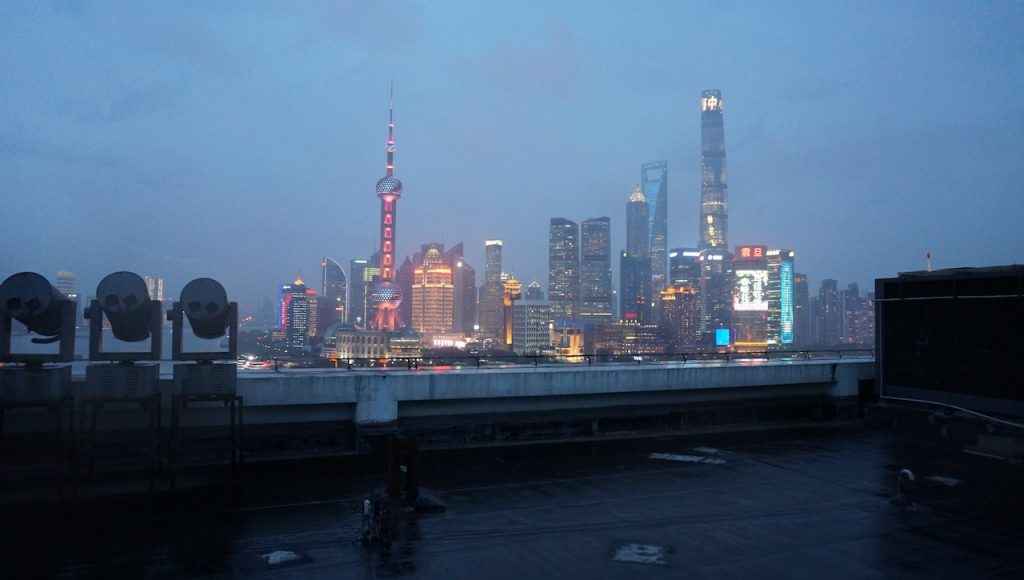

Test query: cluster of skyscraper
[527,89,872,355]
[265,87,872,359]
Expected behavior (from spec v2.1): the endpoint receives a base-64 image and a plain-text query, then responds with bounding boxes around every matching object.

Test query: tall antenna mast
[385,82,395,177]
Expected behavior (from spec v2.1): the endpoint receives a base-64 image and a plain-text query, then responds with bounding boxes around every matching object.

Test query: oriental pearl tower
[370,88,403,331]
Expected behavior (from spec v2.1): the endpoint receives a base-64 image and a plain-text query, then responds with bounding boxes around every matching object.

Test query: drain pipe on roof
[881,395,1024,431]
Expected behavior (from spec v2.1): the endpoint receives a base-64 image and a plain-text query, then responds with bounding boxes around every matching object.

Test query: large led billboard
[734,269,768,311]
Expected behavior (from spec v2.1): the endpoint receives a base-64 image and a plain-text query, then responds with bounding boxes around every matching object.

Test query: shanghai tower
[370,88,403,331]
[698,90,732,347]
[699,90,727,249]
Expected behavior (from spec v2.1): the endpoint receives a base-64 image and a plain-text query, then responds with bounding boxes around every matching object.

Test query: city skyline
[3,7,1018,574]
[3,3,1022,310]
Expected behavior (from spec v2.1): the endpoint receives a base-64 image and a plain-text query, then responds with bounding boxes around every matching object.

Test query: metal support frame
[169,302,238,362]
[76,393,162,493]
[0,310,10,360]
[0,397,76,493]
[165,292,242,490]
[85,299,163,362]
[167,393,243,489]
[0,300,76,364]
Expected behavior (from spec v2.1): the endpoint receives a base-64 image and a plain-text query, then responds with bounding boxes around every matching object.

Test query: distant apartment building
[578,217,613,324]
[816,279,843,346]
[659,283,700,351]
[512,300,554,356]
[479,240,504,339]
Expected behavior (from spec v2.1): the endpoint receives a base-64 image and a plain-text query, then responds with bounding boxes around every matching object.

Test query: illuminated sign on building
[701,94,722,112]
[734,269,768,311]
[780,261,794,344]
[737,245,765,259]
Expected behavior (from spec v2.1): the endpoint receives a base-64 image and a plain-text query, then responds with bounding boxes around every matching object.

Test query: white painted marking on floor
[261,550,302,566]
[926,475,961,487]
[613,543,667,566]
[963,447,1010,461]
[649,452,726,465]
[692,446,721,455]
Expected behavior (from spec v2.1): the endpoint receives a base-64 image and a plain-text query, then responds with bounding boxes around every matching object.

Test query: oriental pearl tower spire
[370,85,403,331]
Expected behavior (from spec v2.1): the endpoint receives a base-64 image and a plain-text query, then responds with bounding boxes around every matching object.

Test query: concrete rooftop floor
[8,419,1024,579]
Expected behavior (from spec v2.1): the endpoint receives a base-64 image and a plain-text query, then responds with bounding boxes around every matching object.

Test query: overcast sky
[2,1,1022,309]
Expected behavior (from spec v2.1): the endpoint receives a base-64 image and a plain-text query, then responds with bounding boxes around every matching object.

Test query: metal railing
[259,348,874,372]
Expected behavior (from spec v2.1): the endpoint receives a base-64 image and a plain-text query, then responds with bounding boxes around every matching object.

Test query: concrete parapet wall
[227,360,872,426]
[0,360,873,433]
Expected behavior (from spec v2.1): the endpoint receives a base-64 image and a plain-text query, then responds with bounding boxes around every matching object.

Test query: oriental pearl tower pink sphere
[370,89,403,332]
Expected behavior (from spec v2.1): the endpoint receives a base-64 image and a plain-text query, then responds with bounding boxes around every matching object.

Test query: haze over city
[5,4,1024,579]
[2,1,1022,309]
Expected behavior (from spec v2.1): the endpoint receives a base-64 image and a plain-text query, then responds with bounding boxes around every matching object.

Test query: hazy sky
[2,1,1022,309]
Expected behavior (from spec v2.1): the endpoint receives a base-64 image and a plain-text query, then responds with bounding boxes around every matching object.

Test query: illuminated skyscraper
[502,276,522,347]
[731,245,769,351]
[411,244,454,334]
[370,89,403,331]
[579,217,613,324]
[626,185,649,258]
[642,162,668,291]
[697,90,732,347]
[320,257,347,329]
[668,248,701,286]
[619,251,652,322]
[793,273,810,346]
[306,288,319,339]
[525,280,544,301]
[280,274,311,352]
[447,244,477,335]
[699,248,733,348]
[621,187,652,322]
[348,259,370,327]
[659,283,700,351]
[766,249,795,348]
[548,218,580,320]
[479,240,504,339]
[699,90,727,250]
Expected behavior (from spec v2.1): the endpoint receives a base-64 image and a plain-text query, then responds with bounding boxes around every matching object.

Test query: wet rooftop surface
[9,422,1024,579]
